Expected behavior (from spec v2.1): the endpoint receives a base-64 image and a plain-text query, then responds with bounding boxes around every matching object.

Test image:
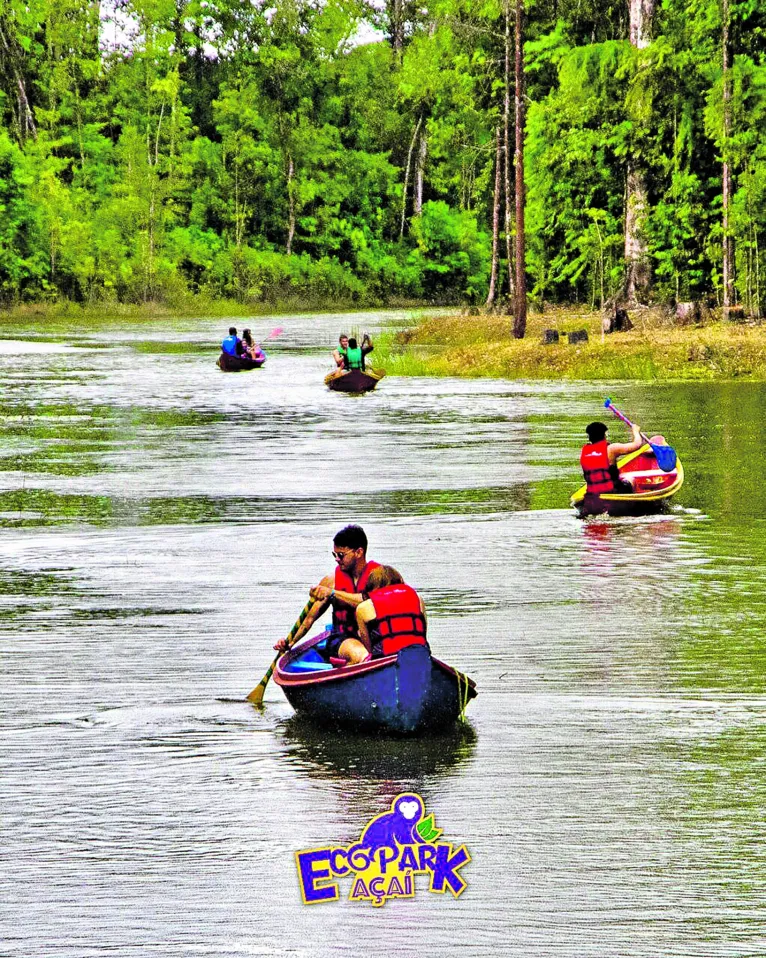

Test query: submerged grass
[374,307,766,381]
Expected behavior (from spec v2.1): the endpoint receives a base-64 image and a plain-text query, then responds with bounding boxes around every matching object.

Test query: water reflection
[4,315,766,956]
[278,714,477,787]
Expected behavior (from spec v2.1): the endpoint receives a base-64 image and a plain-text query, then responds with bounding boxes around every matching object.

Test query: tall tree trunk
[388,0,405,56]
[286,155,296,256]
[414,123,427,217]
[722,0,735,316]
[513,0,527,339]
[486,127,502,307]
[400,114,422,239]
[624,0,655,304]
[0,18,38,141]
[504,0,515,303]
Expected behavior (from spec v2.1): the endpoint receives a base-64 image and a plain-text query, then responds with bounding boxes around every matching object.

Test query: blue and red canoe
[273,633,477,735]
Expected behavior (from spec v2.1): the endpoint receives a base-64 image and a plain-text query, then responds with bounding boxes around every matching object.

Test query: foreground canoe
[217,352,266,371]
[571,441,684,517]
[274,639,476,734]
[324,367,385,393]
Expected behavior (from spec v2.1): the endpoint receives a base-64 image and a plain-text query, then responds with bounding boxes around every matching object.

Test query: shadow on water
[277,713,478,793]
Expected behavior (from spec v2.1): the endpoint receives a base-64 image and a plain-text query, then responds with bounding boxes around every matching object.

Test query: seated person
[241,328,266,361]
[332,334,350,368]
[221,326,245,357]
[355,565,428,659]
[343,337,367,371]
[580,420,644,496]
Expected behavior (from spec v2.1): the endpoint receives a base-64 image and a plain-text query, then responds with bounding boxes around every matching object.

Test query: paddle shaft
[246,599,315,705]
[604,400,651,445]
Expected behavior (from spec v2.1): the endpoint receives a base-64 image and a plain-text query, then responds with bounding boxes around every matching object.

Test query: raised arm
[607,423,644,461]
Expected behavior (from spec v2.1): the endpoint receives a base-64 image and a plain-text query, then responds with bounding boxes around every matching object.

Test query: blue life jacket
[221,334,239,356]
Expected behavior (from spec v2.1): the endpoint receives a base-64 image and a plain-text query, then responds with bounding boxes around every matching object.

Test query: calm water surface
[2,312,766,957]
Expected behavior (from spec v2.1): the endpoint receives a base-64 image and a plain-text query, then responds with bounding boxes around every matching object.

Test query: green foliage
[0,0,763,311]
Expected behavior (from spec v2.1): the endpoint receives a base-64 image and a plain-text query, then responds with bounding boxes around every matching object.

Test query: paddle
[603,398,677,472]
[246,599,315,705]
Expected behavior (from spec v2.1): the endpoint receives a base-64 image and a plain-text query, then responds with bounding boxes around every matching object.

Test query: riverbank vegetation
[0,0,764,317]
[376,309,766,380]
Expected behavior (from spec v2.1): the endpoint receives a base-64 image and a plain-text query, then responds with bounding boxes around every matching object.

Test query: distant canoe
[570,442,684,517]
[274,640,476,735]
[217,352,266,372]
[324,367,385,392]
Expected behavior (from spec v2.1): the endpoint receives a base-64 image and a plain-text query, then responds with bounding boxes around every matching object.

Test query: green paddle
[247,600,316,705]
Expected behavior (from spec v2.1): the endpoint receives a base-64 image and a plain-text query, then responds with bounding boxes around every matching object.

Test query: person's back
[345,337,364,371]
[581,421,642,495]
[222,326,243,357]
[356,566,427,659]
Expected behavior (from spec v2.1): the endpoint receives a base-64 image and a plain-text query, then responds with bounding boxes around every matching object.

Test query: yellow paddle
[247,600,316,705]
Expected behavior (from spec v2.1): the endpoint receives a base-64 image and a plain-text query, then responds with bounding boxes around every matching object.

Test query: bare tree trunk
[504,0,515,303]
[388,0,405,55]
[400,114,422,239]
[624,0,655,305]
[486,127,502,307]
[286,155,296,256]
[722,0,735,317]
[0,19,38,141]
[513,0,527,339]
[414,123,427,217]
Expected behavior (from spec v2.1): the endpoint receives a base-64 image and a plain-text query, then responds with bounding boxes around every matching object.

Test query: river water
[1,312,765,957]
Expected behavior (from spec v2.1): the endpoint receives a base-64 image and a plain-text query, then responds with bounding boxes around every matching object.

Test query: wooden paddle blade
[247,656,278,705]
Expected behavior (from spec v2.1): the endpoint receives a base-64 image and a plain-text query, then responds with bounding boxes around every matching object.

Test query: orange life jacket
[580,439,615,494]
[333,560,380,636]
[370,584,427,656]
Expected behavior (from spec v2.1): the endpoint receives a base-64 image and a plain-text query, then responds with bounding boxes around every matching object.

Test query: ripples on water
[2,314,766,956]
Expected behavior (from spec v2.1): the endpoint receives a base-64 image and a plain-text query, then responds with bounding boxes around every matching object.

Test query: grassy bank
[373,307,766,381]
[0,294,426,326]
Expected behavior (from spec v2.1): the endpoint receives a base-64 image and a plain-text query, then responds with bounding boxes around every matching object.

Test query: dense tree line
[0,0,763,317]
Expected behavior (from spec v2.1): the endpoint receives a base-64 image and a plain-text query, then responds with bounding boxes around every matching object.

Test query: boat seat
[622,469,674,482]
[284,647,335,673]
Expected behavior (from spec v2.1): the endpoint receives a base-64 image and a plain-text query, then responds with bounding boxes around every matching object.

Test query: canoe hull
[274,643,476,735]
[571,443,684,518]
[324,368,385,393]
[217,352,265,371]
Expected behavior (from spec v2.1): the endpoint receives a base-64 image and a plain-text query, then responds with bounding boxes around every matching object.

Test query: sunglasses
[332,550,356,561]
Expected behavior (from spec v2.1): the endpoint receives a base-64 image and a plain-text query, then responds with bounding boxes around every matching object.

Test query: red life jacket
[580,439,615,494]
[333,560,380,636]
[370,584,427,656]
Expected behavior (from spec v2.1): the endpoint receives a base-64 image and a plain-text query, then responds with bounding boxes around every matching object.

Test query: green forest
[0,0,764,317]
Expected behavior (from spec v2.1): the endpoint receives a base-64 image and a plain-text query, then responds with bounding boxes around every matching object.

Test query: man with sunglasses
[273,525,380,665]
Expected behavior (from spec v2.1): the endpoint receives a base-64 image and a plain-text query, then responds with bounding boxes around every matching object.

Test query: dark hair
[339,333,349,342]
[348,337,358,348]
[333,524,368,552]
[228,326,237,335]
[586,421,608,442]
[242,329,253,345]
[366,565,403,592]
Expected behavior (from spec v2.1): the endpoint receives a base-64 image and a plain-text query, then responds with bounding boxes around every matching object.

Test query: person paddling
[580,420,644,498]
[355,566,427,659]
[273,524,380,666]
[332,334,350,368]
[241,328,265,362]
